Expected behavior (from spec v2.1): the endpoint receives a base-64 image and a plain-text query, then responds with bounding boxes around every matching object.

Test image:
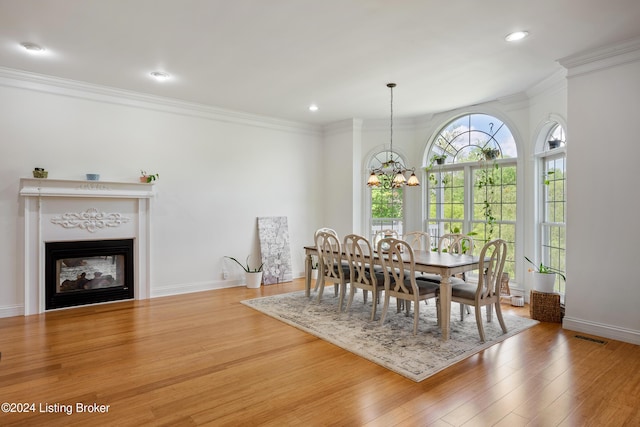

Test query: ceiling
[2,0,640,125]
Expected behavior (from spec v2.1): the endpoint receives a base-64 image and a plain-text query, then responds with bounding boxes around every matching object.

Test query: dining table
[303,245,484,341]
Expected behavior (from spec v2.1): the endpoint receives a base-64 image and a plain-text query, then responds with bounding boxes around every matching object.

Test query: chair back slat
[314,227,337,239]
[403,231,431,251]
[344,234,375,287]
[315,231,344,281]
[378,238,416,295]
[373,229,399,250]
[438,233,474,254]
[477,239,507,301]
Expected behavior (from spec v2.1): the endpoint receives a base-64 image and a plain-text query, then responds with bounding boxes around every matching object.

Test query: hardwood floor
[1,279,638,426]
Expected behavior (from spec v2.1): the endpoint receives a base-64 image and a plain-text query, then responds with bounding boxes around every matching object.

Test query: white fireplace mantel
[19,178,155,315]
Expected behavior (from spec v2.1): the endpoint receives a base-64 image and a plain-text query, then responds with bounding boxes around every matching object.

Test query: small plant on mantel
[140,170,159,183]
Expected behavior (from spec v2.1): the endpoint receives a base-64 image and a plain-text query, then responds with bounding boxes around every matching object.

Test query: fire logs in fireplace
[45,239,134,310]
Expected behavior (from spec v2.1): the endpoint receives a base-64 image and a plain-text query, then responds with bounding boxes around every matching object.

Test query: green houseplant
[525,256,566,293]
[430,153,447,165]
[480,147,500,161]
[226,255,264,288]
[140,170,159,183]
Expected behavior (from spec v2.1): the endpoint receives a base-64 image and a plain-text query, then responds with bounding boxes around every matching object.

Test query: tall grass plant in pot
[226,256,264,288]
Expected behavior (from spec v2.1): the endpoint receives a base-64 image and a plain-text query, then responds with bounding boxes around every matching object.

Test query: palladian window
[425,113,518,276]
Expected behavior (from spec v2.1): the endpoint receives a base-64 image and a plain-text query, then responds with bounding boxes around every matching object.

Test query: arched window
[425,113,518,276]
[538,123,566,294]
[368,150,407,240]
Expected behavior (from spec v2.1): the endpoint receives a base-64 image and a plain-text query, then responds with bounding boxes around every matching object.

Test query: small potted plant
[310,255,319,279]
[430,153,447,165]
[548,139,562,150]
[225,255,264,288]
[480,147,500,161]
[525,256,566,293]
[140,170,159,183]
[33,167,48,178]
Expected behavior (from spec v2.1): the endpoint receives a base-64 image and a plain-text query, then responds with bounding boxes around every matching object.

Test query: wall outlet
[222,270,229,280]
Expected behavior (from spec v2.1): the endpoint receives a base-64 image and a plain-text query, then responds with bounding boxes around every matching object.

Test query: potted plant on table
[525,256,566,293]
[226,255,264,288]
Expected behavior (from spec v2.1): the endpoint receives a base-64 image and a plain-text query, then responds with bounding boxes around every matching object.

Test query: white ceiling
[2,0,640,125]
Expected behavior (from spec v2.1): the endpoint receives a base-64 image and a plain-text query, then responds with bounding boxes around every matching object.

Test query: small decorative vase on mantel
[532,272,556,293]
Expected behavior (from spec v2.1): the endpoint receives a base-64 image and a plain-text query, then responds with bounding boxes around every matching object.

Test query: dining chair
[402,231,432,251]
[373,229,399,252]
[378,237,440,335]
[438,233,474,255]
[313,227,339,293]
[314,227,338,239]
[403,231,436,280]
[343,234,386,320]
[418,233,475,315]
[450,239,508,342]
[315,231,350,311]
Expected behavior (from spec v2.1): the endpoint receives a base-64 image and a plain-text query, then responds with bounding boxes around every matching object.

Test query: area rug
[242,290,538,382]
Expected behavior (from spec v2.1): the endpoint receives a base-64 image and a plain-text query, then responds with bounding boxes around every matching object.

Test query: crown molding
[526,68,567,99]
[559,36,640,78]
[322,118,364,137]
[0,67,322,136]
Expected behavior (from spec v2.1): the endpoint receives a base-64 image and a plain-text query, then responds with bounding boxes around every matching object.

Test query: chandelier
[367,83,420,189]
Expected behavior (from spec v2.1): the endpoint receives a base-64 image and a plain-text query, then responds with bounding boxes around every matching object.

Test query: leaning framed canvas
[257,216,292,285]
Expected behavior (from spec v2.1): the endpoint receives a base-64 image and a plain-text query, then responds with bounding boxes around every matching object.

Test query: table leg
[304,252,312,297]
[439,275,452,340]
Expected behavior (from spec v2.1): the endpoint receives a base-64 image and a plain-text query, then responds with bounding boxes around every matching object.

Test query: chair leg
[436,298,441,326]
[362,290,368,304]
[413,300,420,335]
[345,285,356,312]
[459,303,465,321]
[495,302,508,334]
[316,277,325,302]
[370,288,378,321]
[475,304,486,342]
[379,294,391,326]
[486,303,493,322]
[337,282,346,312]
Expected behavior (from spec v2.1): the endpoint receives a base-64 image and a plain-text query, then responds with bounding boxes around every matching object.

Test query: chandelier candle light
[367,83,420,189]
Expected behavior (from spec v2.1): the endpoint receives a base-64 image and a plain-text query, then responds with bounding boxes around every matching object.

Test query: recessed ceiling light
[150,71,170,81]
[505,31,529,42]
[20,42,45,53]
[309,104,319,112]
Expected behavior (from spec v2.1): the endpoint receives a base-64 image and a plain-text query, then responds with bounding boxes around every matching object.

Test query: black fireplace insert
[45,239,134,310]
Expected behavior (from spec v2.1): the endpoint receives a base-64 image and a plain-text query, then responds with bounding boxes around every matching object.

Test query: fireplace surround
[20,178,154,314]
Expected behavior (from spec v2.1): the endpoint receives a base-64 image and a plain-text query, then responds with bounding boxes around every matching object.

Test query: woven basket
[529,290,561,322]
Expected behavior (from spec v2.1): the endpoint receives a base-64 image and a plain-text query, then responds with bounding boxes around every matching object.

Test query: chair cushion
[416,275,465,285]
[415,273,442,283]
[451,283,478,299]
[397,279,439,296]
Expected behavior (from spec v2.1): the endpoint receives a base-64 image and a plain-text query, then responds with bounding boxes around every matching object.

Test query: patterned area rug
[242,290,538,382]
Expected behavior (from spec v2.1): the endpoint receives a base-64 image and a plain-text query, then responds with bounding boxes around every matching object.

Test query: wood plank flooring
[1,279,638,426]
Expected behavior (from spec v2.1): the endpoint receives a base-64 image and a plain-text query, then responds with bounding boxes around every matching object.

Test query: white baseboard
[0,304,24,318]
[150,279,244,298]
[563,316,640,345]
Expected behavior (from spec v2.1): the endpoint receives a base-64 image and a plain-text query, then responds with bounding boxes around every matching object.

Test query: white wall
[561,41,640,343]
[0,71,323,316]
